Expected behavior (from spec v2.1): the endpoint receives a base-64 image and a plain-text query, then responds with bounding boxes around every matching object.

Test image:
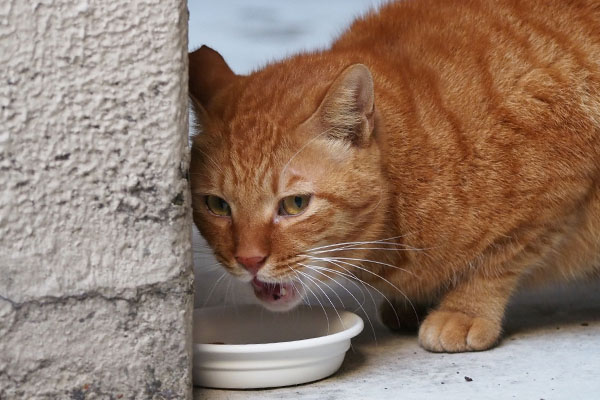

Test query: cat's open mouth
[251,277,300,309]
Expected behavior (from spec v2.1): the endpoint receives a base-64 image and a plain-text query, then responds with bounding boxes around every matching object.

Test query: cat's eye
[279,195,311,216]
[205,195,231,217]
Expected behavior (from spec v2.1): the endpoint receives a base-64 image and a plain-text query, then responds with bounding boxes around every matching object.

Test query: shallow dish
[193,305,364,389]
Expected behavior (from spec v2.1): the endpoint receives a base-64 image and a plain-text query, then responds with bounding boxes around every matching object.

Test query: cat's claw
[418,310,501,352]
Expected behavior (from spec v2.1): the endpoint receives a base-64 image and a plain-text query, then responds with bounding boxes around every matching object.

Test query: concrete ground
[189,2,600,398]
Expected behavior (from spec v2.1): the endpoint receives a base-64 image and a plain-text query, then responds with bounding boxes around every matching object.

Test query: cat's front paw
[418,310,501,352]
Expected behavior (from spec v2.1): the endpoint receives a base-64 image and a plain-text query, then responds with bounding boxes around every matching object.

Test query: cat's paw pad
[418,310,501,352]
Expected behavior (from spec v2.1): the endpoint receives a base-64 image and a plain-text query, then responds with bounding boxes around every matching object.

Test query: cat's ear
[189,45,236,109]
[312,64,375,146]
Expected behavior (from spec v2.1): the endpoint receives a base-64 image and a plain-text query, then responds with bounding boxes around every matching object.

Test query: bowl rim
[193,305,364,354]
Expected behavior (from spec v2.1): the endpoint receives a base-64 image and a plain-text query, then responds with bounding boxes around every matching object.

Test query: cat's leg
[418,270,520,352]
[379,299,432,333]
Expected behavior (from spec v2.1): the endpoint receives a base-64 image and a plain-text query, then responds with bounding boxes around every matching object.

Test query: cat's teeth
[280,287,287,296]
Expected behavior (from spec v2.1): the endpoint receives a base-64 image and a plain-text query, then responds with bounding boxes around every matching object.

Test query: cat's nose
[235,255,267,275]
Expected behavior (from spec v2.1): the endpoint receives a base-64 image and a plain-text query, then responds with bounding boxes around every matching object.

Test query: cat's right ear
[188,45,236,111]
[308,64,375,147]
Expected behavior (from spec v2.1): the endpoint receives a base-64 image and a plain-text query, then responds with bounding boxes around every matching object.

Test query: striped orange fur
[189,0,600,352]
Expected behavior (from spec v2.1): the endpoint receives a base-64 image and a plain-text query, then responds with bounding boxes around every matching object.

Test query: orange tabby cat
[189,0,600,352]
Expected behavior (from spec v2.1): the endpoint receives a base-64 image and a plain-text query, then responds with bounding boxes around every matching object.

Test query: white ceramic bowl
[193,305,364,389]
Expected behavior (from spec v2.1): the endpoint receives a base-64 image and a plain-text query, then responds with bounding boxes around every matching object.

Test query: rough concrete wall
[0,0,193,398]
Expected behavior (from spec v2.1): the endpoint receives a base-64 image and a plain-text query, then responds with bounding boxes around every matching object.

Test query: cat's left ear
[310,64,375,147]
[189,45,236,110]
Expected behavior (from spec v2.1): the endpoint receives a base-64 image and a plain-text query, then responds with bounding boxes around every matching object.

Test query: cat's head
[189,46,388,311]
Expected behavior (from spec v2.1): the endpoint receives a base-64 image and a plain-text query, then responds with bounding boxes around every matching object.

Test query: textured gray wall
[0,0,193,398]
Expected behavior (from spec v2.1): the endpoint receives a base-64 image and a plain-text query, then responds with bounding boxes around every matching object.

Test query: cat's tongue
[251,277,295,303]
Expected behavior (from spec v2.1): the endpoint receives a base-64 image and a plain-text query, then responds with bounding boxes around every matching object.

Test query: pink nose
[235,256,266,275]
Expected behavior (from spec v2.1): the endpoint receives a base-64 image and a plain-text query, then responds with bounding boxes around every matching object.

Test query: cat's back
[331,0,600,165]
[335,0,600,55]
[334,0,600,114]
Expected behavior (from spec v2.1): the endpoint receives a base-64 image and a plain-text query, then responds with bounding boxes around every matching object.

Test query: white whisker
[297,265,346,309]
[286,268,313,311]
[310,256,414,276]
[194,262,222,271]
[310,246,429,255]
[309,259,380,321]
[300,263,377,342]
[311,263,404,331]
[223,274,233,305]
[305,235,414,253]
[296,268,345,331]
[202,271,228,308]
[310,256,417,326]
[287,266,330,332]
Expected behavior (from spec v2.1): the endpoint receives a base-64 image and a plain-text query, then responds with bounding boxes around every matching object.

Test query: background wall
[0,0,193,398]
